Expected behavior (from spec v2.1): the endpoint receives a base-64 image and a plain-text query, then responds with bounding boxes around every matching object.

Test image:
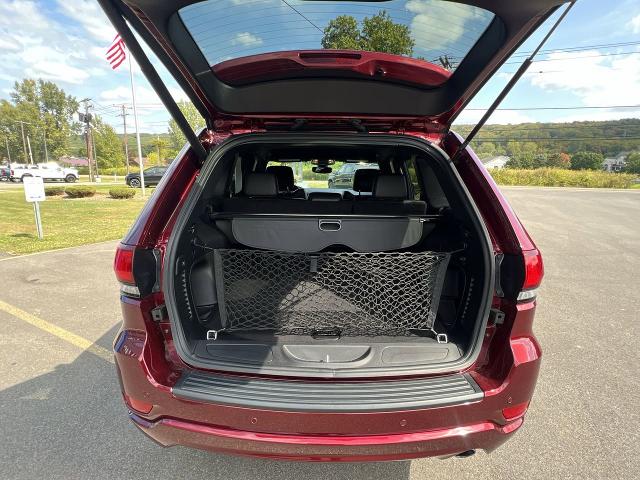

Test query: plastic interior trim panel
[163,133,494,378]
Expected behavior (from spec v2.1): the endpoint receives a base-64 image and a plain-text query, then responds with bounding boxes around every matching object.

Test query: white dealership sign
[23,176,46,202]
[23,177,45,239]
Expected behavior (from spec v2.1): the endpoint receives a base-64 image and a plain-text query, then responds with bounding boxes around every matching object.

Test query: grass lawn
[0,185,148,255]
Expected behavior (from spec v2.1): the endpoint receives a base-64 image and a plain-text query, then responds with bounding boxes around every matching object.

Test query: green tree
[320,15,361,50]
[545,152,571,169]
[321,11,414,56]
[2,79,80,163]
[505,141,539,168]
[570,151,604,170]
[168,101,205,154]
[92,116,124,169]
[625,152,640,174]
[149,136,170,165]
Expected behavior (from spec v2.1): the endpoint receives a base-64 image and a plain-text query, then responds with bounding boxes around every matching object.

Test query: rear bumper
[129,412,521,462]
[115,297,541,461]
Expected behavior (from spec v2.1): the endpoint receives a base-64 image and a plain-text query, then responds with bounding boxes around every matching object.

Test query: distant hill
[453,119,640,159]
[66,120,640,161]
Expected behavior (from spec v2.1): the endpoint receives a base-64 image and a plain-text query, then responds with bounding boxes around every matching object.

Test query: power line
[456,125,640,134]
[473,136,640,142]
[508,40,640,58]
[443,39,640,61]
[464,105,640,111]
[503,50,640,65]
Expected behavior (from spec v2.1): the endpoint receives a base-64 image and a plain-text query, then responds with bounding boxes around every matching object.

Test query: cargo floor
[190,333,464,375]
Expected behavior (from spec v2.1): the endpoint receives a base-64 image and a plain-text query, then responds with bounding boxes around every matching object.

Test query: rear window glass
[179,0,495,72]
[266,161,380,190]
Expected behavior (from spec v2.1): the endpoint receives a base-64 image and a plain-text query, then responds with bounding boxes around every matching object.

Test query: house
[59,156,89,167]
[483,155,510,169]
[602,153,627,172]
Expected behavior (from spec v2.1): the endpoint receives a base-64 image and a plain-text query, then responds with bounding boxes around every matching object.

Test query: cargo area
[163,134,493,378]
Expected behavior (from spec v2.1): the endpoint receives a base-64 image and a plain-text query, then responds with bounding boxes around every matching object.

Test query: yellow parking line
[0,299,114,364]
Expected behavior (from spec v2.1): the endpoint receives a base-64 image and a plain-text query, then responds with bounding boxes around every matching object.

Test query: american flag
[106,34,127,70]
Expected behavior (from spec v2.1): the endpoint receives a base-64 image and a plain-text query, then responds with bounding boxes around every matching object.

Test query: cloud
[406,0,489,52]
[56,0,115,43]
[629,14,640,33]
[529,49,640,107]
[231,32,263,47]
[0,0,114,88]
[99,85,189,106]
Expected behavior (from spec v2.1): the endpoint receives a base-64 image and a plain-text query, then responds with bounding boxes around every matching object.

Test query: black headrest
[352,168,379,192]
[244,173,278,197]
[308,191,342,202]
[266,165,295,191]
[373,175,408,199]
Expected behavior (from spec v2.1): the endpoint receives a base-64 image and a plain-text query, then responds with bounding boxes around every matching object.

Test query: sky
[0,0,639,134]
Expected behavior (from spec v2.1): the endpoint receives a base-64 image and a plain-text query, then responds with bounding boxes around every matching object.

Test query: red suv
[105,0,560,461]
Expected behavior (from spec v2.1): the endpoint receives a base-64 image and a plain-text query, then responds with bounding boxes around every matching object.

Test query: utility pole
[117,104,130,175]
[4,137,10,163]
[92,129,99,178]
[13,120,31,163]
[19,121,27,163]
[43,132,49,163]
[80,99,94,182]
[26,135,34,165]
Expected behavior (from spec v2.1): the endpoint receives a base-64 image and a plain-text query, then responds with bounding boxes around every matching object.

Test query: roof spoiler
[451,1,577,163]
[96,0,208,161]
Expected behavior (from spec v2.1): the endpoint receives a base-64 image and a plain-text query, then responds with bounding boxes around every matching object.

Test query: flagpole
[128,53,145,198]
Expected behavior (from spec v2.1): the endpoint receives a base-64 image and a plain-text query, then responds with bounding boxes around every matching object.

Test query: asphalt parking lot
[0,187,638,480]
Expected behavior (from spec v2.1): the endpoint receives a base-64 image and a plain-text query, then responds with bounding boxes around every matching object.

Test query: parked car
[107,0,555,462]
[10,162,78,183]
[0,165,10,181]
[125,166,168,188]
[327,162,379,189]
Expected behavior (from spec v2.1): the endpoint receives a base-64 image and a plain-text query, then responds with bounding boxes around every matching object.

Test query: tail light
[517,249,543,302]
[502,401,529,421]
[114,244,160,298]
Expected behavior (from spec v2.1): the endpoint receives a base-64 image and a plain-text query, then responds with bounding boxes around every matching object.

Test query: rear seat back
[344,168,378,200]
[221,172,424,216]
[266,165,305,198]
[353,174,427,215]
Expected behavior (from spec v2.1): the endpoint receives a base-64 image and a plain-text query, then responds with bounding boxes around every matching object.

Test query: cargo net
[213,249,450,337]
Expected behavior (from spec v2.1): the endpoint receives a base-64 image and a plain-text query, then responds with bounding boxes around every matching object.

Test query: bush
[44,186,65,196]
[570,151,604,170]
[625,152,640,174]
[65,186,96,198]
[109,187,136,199]
[490,168,636,189]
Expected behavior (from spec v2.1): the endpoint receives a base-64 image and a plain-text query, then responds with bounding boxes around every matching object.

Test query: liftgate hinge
[489,308,505,326]
[150,304,168,322]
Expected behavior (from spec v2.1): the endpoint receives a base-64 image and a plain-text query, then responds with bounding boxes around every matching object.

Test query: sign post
[23,177,45,239]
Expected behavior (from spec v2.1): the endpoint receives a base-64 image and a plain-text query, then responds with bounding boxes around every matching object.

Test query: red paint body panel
[129,413,518,462]
[213,50,451,87]
[114,292,539,459]
[113,131,543,460]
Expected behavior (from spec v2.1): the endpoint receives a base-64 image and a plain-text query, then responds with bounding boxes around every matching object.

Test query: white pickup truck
[10,163,79,183]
